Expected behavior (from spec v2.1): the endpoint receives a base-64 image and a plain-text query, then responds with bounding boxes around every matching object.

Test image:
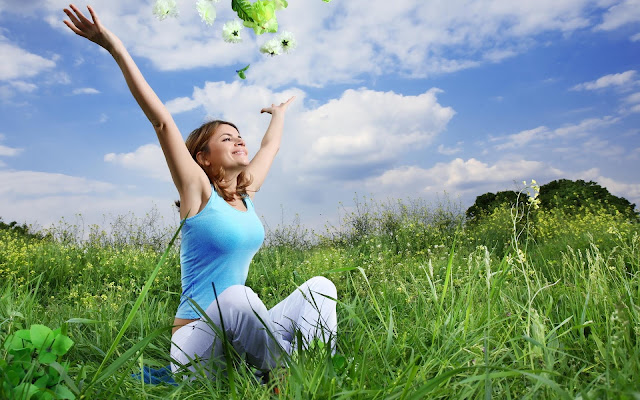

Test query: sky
[0,0,639,234]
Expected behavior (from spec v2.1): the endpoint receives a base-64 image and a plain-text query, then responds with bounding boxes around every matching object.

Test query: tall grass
[1,196,639,398]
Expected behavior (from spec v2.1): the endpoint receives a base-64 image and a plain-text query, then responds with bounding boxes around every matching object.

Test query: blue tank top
[175,188,265,319]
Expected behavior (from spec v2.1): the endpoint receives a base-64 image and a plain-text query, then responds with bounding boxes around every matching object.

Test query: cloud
[0,170,115,196]
[438,143,463,156]
[493,116,620,150]
[571,70,637,91]
[289,88,455,178]
[19,0,628,88]
[165,96,201,114]
[0,134,22,157]
[160,81,456,181]
[9,80,37,92]
[0,144,22,157]
[596,0,640,31]
[0,35,56,81]
[632,32,640,41]
[366,157,564,200]
[72,87,100,95]
[104,143,171,182]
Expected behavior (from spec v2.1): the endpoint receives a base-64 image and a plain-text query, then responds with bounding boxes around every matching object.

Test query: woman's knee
[306,276,337,299]
[215,285,263,318]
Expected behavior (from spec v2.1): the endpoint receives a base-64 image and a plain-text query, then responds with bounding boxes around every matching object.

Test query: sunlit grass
[1,197,639,398]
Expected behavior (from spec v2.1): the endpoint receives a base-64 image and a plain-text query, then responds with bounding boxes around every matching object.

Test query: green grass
[1,198,639,399]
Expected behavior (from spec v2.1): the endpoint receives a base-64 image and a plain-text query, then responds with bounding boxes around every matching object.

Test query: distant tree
[466,190,519,221]
[466,179,639,223]
[0,217,43,239]
[538,179,639,220]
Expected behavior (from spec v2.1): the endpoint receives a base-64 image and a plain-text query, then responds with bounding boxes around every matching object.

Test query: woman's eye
[223,138,230,142]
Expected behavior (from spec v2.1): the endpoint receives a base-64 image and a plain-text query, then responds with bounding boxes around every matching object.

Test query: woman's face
[199,123,249,172]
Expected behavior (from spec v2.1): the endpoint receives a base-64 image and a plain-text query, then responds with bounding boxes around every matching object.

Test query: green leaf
[13,383,39,399]
[15,329,31,341]
[30,324,54,351]
[231,0,255,23]
[236,64,250,79]
[38,349,57,364]
[51,335,74,356]
[54,384,76,400]
[5,333,28,351]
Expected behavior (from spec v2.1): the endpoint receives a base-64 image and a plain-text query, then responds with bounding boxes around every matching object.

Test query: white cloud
[493,116,620,150]
[0,35,56,81]
[289,88,455,177]
[72,87,100,95]
[0,170,115,196]
[438,142,463,155]
[22,0,627,87]
[596,0,640,31]
[104,143,171,182]
[571,70,637,91]
[0,144,22,157]
[158,82,455,181]
[165,96,201,114]
[366,157,564,199]
[632,32,640,41]
[9,80,37,92]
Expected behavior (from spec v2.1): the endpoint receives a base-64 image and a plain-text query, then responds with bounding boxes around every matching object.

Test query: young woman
[63,4,337,379]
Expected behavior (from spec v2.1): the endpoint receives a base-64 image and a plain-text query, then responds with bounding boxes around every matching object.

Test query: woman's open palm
[63,4,116,50]
[260,96,296,116]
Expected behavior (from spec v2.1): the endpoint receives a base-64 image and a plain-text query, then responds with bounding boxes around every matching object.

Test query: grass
[1,195,639,399]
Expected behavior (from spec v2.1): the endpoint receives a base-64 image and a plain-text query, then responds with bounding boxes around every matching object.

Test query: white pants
[170,276,337,378]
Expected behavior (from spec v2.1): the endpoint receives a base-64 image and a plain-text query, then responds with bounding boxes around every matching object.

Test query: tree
[538,179,639,220]
[466,190,519,221]
[466,179,639,222]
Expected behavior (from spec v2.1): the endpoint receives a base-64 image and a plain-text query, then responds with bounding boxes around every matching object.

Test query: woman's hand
[63,4,119,51]
[260,96,296,116]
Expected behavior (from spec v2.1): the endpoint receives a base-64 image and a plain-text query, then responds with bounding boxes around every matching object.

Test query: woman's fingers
[87,5,102,27]
[70,4,93,27]
[63,18,85,37]
[64,7,83,29]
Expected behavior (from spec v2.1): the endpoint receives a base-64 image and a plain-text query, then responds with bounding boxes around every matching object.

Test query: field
[1,196,639,399]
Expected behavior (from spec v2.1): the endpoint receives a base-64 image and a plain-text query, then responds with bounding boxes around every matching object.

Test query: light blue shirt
[175,188,265,319]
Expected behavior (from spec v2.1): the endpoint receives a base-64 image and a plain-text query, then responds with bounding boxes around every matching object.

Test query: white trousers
[170,276,337,378]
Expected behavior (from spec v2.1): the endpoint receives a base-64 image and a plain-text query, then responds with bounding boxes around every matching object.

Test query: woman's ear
[196,151,209,167]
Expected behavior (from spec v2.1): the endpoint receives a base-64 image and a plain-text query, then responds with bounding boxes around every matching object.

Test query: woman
[63,4,337,379]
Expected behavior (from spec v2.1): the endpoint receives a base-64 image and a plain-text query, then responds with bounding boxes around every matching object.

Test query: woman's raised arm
[245,96,295,199]
[63,5,206,198]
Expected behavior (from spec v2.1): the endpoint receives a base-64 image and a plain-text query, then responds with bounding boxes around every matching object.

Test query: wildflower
[153,0,178,20]
[277,31,297,53]
[260,38,282,56]
[197,0,218,26]
[223,20,243,43]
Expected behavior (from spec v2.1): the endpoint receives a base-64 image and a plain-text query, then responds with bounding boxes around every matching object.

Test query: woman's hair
[175,120,253,208]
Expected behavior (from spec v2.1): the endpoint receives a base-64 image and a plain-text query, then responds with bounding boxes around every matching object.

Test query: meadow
[1,194,639,399]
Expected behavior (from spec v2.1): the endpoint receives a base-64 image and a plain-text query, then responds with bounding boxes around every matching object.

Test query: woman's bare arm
[245,96,295,198]
[63,5,207,205]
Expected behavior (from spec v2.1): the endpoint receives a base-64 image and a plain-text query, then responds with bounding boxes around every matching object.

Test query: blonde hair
[178,120,252,206]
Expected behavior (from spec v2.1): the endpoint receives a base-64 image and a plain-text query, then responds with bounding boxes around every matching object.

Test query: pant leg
[170,285,287,379]
[268,276,338,354]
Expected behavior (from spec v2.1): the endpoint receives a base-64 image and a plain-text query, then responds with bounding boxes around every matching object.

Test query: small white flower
[196,0,218,26]
[260,38,282,56]
[222,20,243,43]
[153,0,178,20]
[277,31,297,53]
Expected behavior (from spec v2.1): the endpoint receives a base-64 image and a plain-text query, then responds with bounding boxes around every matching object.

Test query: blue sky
[1,0,639,233]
